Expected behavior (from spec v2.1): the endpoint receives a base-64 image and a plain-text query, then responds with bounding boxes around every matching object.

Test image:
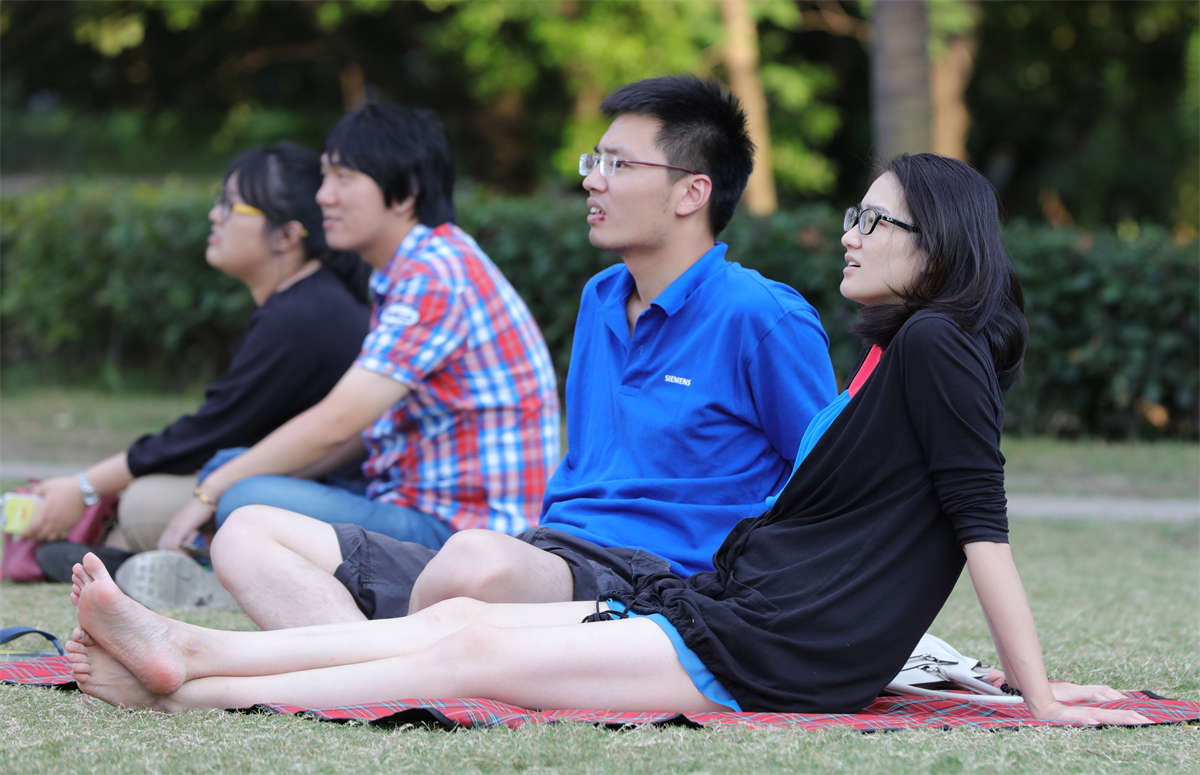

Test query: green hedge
[2,180,1196,438]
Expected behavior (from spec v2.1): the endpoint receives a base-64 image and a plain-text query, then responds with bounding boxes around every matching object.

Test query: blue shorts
[604,599,741,712]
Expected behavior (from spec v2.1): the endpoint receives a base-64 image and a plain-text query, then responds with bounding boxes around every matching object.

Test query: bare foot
[70,560,95,606]
[66,638,171,711]
[75,552,188,695]
[71,626,95,647]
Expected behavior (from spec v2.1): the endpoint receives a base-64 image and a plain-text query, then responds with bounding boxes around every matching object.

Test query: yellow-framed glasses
[216,199,308,236]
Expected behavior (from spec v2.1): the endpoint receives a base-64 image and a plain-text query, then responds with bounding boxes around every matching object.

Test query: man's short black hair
[323,103,456,226]
[600,75,754,236]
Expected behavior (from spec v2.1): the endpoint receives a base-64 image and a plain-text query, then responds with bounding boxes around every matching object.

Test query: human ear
[390,193,417,219]
[674,174,712,218]
[269,221,306,254]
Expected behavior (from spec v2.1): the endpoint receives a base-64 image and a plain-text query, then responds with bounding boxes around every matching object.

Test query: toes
[81,552,112,583]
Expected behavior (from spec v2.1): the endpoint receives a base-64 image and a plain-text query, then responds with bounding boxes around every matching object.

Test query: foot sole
[114,551,239,612]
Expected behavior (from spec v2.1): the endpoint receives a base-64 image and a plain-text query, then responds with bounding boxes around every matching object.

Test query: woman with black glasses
[26,143,370,584]
[65,153,1145,726]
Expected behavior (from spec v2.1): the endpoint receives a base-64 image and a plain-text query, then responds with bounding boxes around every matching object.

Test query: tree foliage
[966,0,1198,233]
[0,0,1195,229]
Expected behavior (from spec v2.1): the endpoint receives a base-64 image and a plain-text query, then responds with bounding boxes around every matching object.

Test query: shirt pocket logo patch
[381,304,420,329]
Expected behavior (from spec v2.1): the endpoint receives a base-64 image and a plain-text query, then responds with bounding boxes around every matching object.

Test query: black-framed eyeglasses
[579,152,702,177]
[844,206,920,235]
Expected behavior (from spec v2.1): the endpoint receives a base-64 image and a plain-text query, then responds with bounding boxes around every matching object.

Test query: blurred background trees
[2,0,1195,232]
[1,0,1197,437]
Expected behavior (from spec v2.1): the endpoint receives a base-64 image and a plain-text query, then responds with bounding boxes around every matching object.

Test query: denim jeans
[199,448,453,550]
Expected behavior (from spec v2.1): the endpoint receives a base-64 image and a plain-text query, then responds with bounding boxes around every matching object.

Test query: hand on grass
[1033,700,1150,726]
[1049,681,1126,703]
[156,498,211,553]
[984,670,1126,704]
[24,476,86,542]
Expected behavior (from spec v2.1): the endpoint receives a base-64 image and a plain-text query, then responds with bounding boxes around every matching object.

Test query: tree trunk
[339,62,366,111]
[931,25,976,160]
[720,0,776,215]
[871,0,931,159]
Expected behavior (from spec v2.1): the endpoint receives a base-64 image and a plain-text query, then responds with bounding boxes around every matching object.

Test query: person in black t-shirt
[25,143,370,579]
[64,154,1147,726]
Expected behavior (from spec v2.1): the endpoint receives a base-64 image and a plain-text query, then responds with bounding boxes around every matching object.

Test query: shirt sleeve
[900,315,1009,545]
[745,305,839,462]
[357,270,469,386]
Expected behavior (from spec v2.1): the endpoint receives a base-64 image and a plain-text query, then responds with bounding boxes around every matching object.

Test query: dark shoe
[34,541,134,583]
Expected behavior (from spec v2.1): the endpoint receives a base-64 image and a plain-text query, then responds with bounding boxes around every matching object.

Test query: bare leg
[72,552,600,692]
[409,530,573,612]
[161,617,723,714]
[211,506,365,628]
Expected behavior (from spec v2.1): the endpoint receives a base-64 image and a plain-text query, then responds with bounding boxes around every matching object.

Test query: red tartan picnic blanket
[4,656,1198,731]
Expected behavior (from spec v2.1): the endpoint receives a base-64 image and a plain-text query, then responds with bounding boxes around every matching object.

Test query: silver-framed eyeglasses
[844,206,920,235]
[579,152,702,177]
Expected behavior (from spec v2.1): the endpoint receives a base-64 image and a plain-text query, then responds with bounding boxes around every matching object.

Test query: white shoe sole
[114,551,239,611]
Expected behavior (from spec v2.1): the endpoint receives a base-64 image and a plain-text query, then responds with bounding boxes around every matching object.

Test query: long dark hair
[225,141,372,301]
[852,153,1027,390]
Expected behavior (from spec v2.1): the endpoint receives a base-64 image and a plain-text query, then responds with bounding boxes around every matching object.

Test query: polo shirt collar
[597,242,728,342]
[650,242,728,316]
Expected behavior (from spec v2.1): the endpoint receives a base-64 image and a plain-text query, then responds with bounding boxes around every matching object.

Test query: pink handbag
[1,486,118,582]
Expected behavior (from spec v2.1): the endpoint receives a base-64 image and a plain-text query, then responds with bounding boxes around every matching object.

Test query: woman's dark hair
[322,103,456,227]
[600,75,753,237]
[225,141,372,301]
[852,153,1027,389]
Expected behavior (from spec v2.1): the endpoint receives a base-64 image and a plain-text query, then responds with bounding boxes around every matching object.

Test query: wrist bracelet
[77,472,101,507]
[192,486,217,509]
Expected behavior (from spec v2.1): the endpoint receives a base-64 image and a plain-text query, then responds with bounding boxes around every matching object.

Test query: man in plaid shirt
[158,105,559,598]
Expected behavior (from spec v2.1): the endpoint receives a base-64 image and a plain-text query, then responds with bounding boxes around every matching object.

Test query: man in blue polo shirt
[403,75,836,610]
[212,75,836,626]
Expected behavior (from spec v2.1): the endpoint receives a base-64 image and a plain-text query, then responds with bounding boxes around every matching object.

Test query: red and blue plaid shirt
[357,223,560,534]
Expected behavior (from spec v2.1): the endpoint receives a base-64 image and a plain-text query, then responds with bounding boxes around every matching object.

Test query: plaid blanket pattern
[5,657,1197,731]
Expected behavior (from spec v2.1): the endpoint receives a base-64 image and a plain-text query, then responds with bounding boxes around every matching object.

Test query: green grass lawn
[2,517,1197,774]
[2,388,1198,771]
[4,387,1200,498]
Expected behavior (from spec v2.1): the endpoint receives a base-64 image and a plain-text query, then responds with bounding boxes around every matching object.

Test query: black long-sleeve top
[628,311,1011,713]
[126,266,370,476]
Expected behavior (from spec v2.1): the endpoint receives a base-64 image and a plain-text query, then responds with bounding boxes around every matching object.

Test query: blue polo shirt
[541,242,837,576]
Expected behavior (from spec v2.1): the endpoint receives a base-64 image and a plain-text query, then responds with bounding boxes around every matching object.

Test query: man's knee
[411,530,571,611]
[212,505,341,582]
[421,530,521,597]
[211,506,273,584]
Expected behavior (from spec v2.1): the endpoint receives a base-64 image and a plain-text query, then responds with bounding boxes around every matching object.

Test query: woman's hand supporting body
[965,541,1148,725]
